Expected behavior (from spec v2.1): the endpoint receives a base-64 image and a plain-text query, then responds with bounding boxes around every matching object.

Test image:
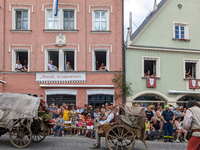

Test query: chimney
[153,0,158,11]
[129,12,132,36]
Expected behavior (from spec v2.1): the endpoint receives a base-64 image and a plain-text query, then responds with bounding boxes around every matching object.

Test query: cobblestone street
[0,135,188,150]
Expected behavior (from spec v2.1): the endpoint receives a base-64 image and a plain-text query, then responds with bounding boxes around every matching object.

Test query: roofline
[126,45,200,54]
[130,0,170,44]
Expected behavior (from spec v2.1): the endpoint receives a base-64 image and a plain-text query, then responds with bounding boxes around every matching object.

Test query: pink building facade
[0,0,123,107]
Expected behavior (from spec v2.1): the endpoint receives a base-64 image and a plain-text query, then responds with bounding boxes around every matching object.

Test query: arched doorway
[133,94,166,109]
[177,95,200,108]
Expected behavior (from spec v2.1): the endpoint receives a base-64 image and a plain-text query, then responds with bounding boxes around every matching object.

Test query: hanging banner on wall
[189,80,198,89]
[147,78,156,88]
[36,72,86,83]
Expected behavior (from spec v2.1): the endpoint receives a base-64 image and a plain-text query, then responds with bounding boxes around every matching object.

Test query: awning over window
[86,89,115,95]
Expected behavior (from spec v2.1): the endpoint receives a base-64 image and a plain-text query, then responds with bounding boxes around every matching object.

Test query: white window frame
[61,49,77,71]
[12,49,30,72]
[12,8,30,30]
[45,8,60,29]
[92,49,109,71]
[62,8,76,30]
[184,58,199,79]
[45,8,76,30]
[142,56,160,78]
[45,48,77,71]
[92,9,109,31]
[173,22,189,39]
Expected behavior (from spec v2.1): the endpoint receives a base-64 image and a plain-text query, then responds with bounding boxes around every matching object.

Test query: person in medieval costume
[38,99,52,122]
[183,101,200,150]
[92,104,116,149]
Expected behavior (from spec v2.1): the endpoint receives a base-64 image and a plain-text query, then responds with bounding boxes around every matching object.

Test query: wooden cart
[0,93,50,148]
[99,104,147,150]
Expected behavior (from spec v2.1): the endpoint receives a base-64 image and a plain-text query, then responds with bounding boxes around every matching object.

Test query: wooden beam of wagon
[49,124,95,131]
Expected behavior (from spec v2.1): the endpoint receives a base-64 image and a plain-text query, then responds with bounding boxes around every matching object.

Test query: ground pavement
[0,135,188,150]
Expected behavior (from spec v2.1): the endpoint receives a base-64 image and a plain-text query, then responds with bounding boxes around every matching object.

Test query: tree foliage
[112,70,133,100]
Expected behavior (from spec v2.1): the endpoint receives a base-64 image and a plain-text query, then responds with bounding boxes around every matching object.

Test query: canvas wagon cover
[118,104,145,129]
[0,93,40,129]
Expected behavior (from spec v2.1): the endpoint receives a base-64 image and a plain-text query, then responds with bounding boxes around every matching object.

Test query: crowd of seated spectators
[142,103,189,142]
[49,102,191,143]
[49,102,119,138]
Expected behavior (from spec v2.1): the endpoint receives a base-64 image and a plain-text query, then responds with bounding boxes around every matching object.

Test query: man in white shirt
[48,60,58,71]
[183,101,200,150]
[92,105,115,149]
[15,60,22,71]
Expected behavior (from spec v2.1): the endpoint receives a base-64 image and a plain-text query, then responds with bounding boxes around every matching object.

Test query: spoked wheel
[106,125,135,150]
[9,125,32,148]
[31,134,46,143]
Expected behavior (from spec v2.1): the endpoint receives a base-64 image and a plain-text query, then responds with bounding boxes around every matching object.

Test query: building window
[93,50,109,71]
[16,10,28,30]
[63,10,74,29]
[45,49,76,71]
[93,11,109,31]
[64,51,74,71]
[144,60,156,77]
[45,9,76,30]
[47,94,76,108]
[175,26,185,39]
[47,10,59,29]
[88,95,113,108]
[47,51,59,71]
[173,23,189,40]
[12,9,30,30]
[142,57,160,77]
[185,62,197,79]
[12,50,30,72]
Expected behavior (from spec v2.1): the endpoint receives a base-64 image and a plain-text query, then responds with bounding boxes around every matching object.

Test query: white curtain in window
[95,12,100,30]
[101,12,107,30]
[22,11,28,30]
[69,11,74,29]
[48,10,59,29]
[94,11,107,30]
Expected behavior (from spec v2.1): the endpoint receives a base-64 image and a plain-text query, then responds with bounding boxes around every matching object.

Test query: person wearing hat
[161,105,175,142]
[38,99,52,122]
[173,106,181,119]
[174,116,188,143]
[183,101,200,150]
[84,113,94,138]
[92,105,115,149]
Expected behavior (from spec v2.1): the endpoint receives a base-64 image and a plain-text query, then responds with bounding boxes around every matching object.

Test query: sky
[124,0,162,39]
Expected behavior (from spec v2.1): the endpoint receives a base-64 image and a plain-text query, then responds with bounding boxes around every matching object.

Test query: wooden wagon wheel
[9,124,32,148]
[106,125,135,150]
[31,134,46,143]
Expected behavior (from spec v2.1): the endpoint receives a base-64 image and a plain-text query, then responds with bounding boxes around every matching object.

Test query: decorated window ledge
[142,77,160,79]
[172,38,190,42]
